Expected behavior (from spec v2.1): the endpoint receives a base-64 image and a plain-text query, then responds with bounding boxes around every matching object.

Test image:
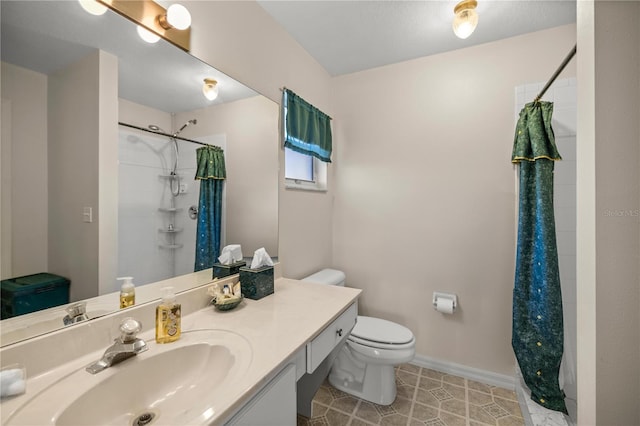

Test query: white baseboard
[410,354,516,390]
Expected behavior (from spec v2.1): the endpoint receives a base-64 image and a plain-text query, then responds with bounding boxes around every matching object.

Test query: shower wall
[117,130,225,286]
[515,77,577,423]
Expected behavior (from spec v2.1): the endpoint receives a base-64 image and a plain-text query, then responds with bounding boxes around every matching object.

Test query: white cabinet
[306,302,357,373]
[226,364,296,426]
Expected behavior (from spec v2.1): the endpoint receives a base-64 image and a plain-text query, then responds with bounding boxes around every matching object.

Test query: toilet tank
[302,269,345,287]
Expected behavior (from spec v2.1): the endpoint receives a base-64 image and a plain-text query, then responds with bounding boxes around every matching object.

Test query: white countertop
[0,277,361,425]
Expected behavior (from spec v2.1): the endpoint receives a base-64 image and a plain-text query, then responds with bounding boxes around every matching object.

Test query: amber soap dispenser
[155,287,181,343]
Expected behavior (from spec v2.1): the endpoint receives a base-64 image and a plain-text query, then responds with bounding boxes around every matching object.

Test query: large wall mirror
[0,1,279,346]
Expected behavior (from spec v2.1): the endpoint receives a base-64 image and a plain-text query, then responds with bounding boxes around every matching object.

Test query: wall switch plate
[179,183,187,194]
[83,207,93,223]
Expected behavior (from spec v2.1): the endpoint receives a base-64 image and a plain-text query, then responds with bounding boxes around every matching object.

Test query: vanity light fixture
[452,0,479,40]
[96,0,191,51]
[158,4,192,31]
[78,0,108,16]
[202,79,219,101]
[136,25,160,43]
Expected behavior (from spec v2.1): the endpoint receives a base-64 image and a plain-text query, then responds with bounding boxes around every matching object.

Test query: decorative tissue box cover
[212,261,246,278]
[239,266,274,300]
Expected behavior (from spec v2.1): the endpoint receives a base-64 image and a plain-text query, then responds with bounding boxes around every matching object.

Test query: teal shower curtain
[511,101,567,414]
[194,146,226,272]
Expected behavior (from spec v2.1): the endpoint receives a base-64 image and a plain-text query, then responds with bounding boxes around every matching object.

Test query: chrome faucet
[86,317,148,374]
[63,302,89,326]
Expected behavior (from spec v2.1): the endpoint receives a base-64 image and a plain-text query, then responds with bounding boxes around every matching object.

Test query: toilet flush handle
[337,328,343,337]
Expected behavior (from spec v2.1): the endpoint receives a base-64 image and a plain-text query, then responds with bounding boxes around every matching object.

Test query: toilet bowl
[302,269,416,405]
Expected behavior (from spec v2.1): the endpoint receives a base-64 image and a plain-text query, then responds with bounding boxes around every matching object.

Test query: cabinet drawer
[306,302,357,373]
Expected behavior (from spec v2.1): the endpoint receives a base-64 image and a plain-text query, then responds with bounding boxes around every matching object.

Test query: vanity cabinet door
[306,302,357,373]
[226,364,296,426]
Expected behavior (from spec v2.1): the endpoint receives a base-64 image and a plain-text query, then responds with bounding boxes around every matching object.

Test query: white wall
[330,25,576,376]
[0,62,48,278]
[577,1,640,425]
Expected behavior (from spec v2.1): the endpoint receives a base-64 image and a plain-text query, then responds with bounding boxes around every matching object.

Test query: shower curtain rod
[118,121,214,147]
[534,44,577,103]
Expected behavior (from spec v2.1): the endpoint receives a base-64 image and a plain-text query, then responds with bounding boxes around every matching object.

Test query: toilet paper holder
[432,292,457,311]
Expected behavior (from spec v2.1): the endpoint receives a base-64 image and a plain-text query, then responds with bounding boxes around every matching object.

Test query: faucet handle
[119,317,142,343]
[65,301,86,317]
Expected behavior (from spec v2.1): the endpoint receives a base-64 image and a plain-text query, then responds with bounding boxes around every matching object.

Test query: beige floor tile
[356,401,383,424]
[415,388,441,408]
[493,397,524,418]
[418,376,443,391]
[440,397,467,417]
[491,387,518,402]
[398,363,421,375]
[421,368,445,380]
[411,402,440,422]
[380,413,410,426]
[309,366,529,426]
[468,389,494,406]
[497,415,526,426]
[468,380,493,394]
[325,408,352,425]
[442,374,466,387]
[439,411,467,426]
[331,395,360,414]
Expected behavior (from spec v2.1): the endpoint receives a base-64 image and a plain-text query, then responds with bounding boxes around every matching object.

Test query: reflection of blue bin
[1,273,70,319]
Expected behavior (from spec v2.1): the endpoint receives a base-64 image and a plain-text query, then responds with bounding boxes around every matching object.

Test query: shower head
[173,119,197,137]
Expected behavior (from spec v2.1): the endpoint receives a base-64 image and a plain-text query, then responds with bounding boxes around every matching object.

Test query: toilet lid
[351,316,414,345]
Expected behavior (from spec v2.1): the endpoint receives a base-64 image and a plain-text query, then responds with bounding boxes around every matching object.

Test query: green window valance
[284,88,332,163]
[195,145,226,180]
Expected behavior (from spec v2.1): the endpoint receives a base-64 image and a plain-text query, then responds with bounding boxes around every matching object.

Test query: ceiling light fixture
[202,79,219,101]
[78,0,107,16]
[452,0,479,40]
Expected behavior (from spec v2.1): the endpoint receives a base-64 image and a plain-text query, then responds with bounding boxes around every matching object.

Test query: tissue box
[212,261,246,279]
[239,266,274,300]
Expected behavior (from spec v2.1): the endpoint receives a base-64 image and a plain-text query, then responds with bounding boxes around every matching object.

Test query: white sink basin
[6,329,252,426]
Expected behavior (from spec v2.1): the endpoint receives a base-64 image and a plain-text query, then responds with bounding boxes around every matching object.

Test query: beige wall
[48,51,118,302]
[184,0,334,278]
[175,96,279,257]
[0,62,48,278]
[98,51,119,296]
[577,1,640,425]
[331,25,576,375]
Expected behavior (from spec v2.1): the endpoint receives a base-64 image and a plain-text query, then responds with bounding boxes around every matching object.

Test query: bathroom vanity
[0,271,361,425]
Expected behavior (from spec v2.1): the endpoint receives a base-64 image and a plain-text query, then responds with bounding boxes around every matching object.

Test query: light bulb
[203,79,219,101]
[137,26,160,44]
[166,4,191,30]
[78,0,107,16]
[452,1,479,39]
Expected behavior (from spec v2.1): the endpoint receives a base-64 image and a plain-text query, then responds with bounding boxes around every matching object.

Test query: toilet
[303,269,416,405]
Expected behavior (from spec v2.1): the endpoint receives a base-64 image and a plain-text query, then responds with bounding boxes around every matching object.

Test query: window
[282,89,331,191]
[284,147,327,191]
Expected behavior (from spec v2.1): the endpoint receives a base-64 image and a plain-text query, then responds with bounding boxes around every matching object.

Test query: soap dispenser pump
[155,287,181,343]
[118,276,135,309]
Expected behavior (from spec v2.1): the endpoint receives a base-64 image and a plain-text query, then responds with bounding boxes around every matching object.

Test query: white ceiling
[1,1,576,113]
[257,0,576,76]
[0,1,258,114]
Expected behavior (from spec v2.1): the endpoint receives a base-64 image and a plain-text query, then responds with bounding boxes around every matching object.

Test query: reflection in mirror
[0,1,279,346]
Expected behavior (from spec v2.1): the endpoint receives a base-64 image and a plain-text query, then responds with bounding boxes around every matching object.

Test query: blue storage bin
[1,273,70,319]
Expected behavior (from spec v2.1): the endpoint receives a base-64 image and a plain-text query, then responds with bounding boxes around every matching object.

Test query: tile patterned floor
[297,364,525,426]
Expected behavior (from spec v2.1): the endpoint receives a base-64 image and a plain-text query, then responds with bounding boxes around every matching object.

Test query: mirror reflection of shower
[149,119,197,197]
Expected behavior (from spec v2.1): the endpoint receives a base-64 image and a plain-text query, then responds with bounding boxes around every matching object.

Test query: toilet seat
[350,316,414,347]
